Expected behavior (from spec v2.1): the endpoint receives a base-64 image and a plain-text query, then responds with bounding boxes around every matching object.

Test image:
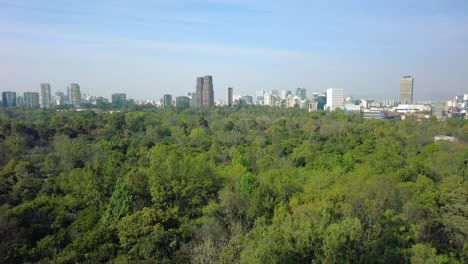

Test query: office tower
[318,93,327,110]
[263,93,272,106]
[202,75,214,107]
[296,88,306,100]
[66,86,71,104]
[24,92,40,109]
[280,90,291,99]
[69,83,81,106]
[176,96,190,110]
[112,93,127,107]
[241,95,253,104]
[227,87,233,107]
[54,92,66,105]
[196,77,204,107]
[256,90,264,105]
[163,94,172,108]
[2,92,17,107]
[40,83,51,109]
[400,76,414,104]
[16,96,24,107]
[188,92,196,108]
[326,88,344,111]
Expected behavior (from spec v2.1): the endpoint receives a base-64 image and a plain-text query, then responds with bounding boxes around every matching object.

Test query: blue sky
[1,0,467,101]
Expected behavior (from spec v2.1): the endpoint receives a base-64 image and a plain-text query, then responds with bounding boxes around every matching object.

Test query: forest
[0,106,467,263]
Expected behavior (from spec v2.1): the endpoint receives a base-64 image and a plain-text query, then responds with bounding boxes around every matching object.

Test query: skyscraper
[55,92,66,105]
[195,75,214,107]
[2,92,17,107]
[17,96,24,107]
[256,90,265,105]
[163,94,173,108]
[317,93,327,110]
[176,96,190,110]
[112,93,127,107]
[40,83,51,109]
[296,88,306,100]
[196,77,204,107]
[69,83,81,107]
[24,92,40,109]
[326,88,344,111]
[400,76,414,104]
[280,90,291,99]
[188,92,196,108]
[202,75,214,107]
[227,87,233,107]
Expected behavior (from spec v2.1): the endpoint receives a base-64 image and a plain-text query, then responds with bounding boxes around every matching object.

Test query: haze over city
[1,0,467,101]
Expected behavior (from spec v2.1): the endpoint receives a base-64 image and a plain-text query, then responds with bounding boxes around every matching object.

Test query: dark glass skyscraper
[112,93,127,107]
[2,92,17,107]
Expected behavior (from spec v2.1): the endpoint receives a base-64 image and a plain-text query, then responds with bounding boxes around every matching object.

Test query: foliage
[0,107,466,263]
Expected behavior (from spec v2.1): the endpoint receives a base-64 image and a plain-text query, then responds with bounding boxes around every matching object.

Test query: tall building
[54,92,66,105]
[176,96,190,109]
[227,87,233,107]
[241,95,253,104]
[400,76,414,104]
[40,83,51,109]
[24,92,40,109]
[163,94,172,108]
[17,96,24,107]
[280,90,291,99]
[326,88,344,111]
[196,77,204,107]
[2,92,16,107]
[188,92,196,108]
[194,75,214,107]
[296,88,306,100]
[69,83,81,107]
[256,90,265,105]
[112,93,127,107]
[202,75,214,107]
[317,93,327,110]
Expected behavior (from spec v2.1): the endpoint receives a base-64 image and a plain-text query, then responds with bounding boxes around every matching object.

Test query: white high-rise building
[326,88,344,111]
[40,83,51,109]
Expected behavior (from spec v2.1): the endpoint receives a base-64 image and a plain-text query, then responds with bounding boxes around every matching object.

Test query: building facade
[40,83,51,109]
[69,83,81,107]
[227,87,233,107]
[400,76,414,104]
[16,96,24,107]
[196,77,204,107]
[176,96,190,109]
[112,93,127,107]
[2,92,17,107]
[296,88,306,100]
[24,92,40,109]
[202,75,214,107]
[326,88,344,111]
[163,94,172,108]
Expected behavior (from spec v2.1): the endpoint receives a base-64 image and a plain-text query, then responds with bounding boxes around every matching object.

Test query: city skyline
[1,1,467,101]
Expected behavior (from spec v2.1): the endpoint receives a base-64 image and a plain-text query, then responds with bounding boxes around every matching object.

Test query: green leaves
[0,107,467,263]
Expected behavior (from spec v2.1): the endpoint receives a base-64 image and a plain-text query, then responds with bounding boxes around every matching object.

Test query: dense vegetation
[0,107,467,263]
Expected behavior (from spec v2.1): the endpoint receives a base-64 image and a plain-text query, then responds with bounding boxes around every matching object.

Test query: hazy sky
[1,0,468,101]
